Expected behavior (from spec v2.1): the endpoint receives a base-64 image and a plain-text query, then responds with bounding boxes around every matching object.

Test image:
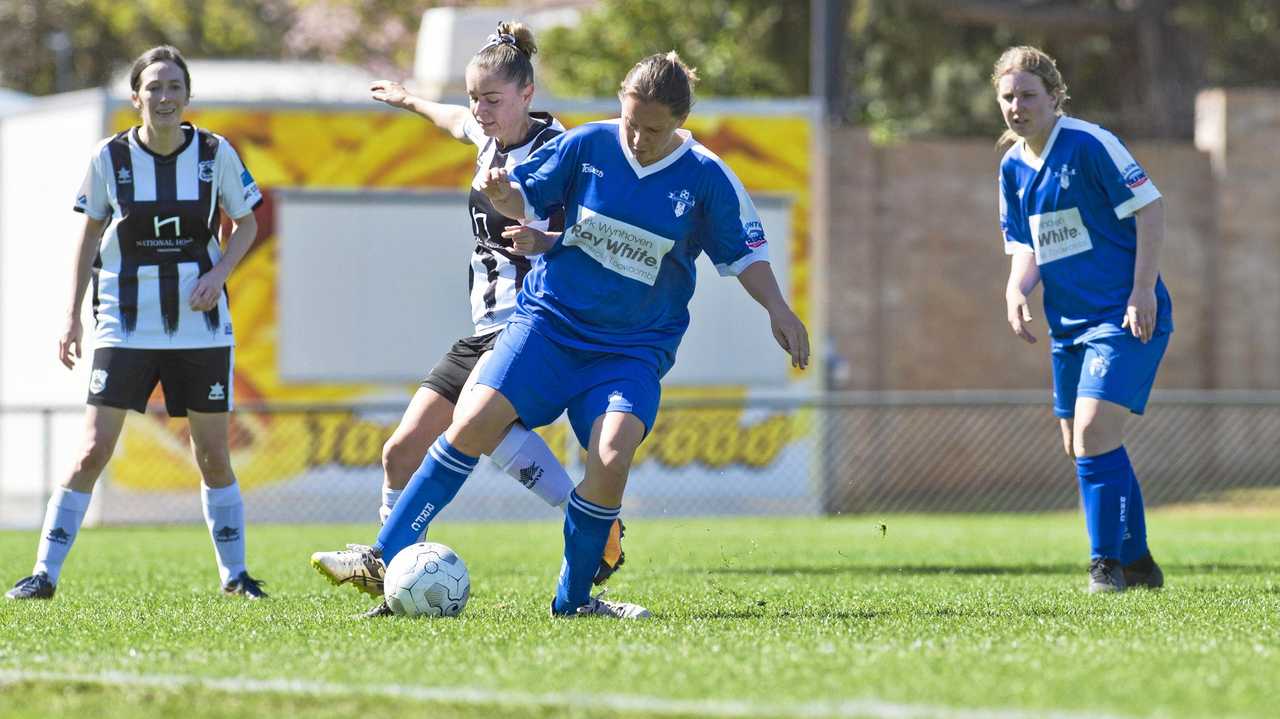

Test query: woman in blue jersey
[311,23,625,614]
[315,51,808,619]
[5,46,266,601]
[994,46,1167,593]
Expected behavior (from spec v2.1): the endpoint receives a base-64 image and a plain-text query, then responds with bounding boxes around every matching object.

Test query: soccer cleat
[310,544,385,597]
[1088,558,1127,593]
[1123,553,1164,589]
[4,572,55,600]
[593,517,626,586]
[551,591,651,620]
[357,599,395,619]
[223,571,269,599]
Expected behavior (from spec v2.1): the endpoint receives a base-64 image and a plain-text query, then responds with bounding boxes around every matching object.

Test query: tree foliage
[539,0,808,99]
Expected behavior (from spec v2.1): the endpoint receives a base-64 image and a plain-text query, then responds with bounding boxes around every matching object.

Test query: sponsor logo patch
[208,382,226,401]
[745,220,767,249]
[1028,207,1092,265]
[89,369,108,394]
[1121,162,1149,189]
[563,207,675,286]
[518,462,543,489]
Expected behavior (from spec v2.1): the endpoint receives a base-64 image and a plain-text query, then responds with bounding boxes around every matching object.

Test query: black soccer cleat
[1088,558,1127,593]
[1122,553,1164,589]
[5,572,55,600]
[223,571,269,599]
[357,599,395,619]
[593,518,626,586]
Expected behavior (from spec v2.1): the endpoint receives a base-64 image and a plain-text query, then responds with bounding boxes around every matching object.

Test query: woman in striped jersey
[5,46,267,601]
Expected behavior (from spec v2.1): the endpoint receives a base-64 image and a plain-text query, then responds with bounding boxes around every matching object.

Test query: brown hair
[619,51,699,118]
[129,45,191,98]
[991,46,1069,148]
[470,21,537,88]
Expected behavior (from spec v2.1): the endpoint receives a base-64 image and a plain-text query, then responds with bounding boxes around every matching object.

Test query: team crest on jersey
[1088,356,1110,379]
[1052,163,1077,190]
[116,167,132,184]
[89,369,108,394]
[668,189,695,217]
[198,160,215,183]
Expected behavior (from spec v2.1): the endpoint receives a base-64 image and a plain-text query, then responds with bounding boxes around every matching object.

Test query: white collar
[1019,116,1064,171]
[615,122,694,179]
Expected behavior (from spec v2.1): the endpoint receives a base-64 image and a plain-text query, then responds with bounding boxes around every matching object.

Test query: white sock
[380,487,403,525]
[490,422,574,507]
[201,482,247,584]
[33,487,92,585]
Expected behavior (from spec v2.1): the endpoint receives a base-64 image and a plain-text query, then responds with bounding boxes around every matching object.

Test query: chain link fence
[2,391,1278,528]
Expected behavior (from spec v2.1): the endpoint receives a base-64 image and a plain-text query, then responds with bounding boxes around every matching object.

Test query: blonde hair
[992,46,1069,148]
[470,21,537,88]
[619,51,700,118]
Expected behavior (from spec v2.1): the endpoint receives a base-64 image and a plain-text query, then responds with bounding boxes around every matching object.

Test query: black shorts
[421,331,501,404]
[87,346,233,417]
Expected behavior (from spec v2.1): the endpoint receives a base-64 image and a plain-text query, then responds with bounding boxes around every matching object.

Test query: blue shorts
[1051,331,1170,418]
[474,319,661,448]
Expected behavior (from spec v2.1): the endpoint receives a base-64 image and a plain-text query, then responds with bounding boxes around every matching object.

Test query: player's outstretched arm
[370,80,471,142]
[1005,250,1040,344]
[60,215,109,369]
[736,261,809,369]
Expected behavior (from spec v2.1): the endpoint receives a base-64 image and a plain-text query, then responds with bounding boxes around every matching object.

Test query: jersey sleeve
[999,166,1032,255]
[215,139,264,218]
[1084,131,1161,220]
[73,146,111,220]
[461,115,487,146]
[701,160,768,277]
[509,130,578,221]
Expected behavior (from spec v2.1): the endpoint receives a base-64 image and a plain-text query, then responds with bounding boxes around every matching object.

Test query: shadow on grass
[694,562,1280,578]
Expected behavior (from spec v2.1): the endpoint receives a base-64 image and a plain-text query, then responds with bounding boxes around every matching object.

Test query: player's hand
[190,268,228,312]
[58,316,83,370]
[769,306,810,369]
[1006,291,1037,344]
[502,225,556,256]
[370,80,410,109]
[480,167,513,200]
[1123,286,1157,344]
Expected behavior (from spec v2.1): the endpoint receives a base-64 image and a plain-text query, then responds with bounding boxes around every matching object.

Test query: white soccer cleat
[310,544,385,597]
[554,591,652,620]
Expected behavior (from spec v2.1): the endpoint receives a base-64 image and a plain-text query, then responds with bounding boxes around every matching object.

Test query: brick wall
[822,88,1280,391]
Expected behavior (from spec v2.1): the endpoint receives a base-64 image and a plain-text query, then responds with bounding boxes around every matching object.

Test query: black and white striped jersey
[74,123,262,348]
[462,112,565,335]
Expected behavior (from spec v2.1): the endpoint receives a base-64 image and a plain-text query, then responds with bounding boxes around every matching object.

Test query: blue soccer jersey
[999,116,1172,344]
[508,120,768,375]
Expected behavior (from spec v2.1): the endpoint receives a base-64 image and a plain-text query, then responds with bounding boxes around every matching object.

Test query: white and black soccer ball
[383,541,470,617]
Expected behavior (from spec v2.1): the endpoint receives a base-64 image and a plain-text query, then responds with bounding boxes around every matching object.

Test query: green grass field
[1,511,1278,719]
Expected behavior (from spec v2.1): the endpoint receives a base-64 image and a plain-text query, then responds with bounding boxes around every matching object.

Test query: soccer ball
[383,541,471,617]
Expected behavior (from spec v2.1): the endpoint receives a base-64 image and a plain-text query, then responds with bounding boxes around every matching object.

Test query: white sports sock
[33,487,92,585]
[380,487,403,524]
[201,482,247,584]
[490,422,574,507]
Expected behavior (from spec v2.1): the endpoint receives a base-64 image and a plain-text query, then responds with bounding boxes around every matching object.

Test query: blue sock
[1076,446,1132,561]
[552,491,619,615]
[374,437,477,566]
[1120,466,1150,565]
